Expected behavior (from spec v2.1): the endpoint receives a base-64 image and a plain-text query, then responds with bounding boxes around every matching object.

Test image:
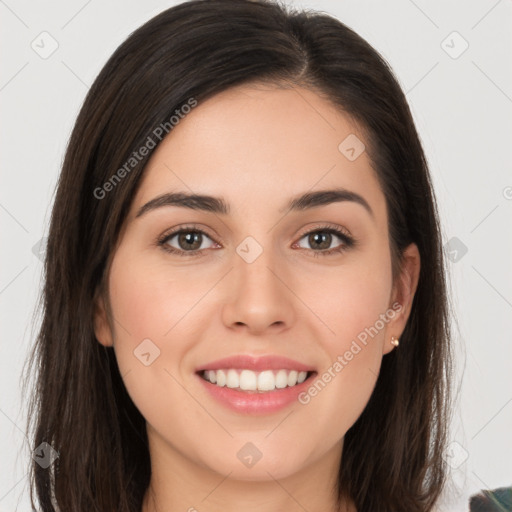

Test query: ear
[93,291,114,347]
[382,243,421,354]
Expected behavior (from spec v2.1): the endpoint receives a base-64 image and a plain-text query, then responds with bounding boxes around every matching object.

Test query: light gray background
[1,0,511,510]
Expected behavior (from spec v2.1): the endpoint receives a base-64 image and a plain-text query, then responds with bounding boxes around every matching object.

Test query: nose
[221,244,296,335]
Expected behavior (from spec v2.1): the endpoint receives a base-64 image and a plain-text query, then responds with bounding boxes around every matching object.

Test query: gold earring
[391,336,399,347]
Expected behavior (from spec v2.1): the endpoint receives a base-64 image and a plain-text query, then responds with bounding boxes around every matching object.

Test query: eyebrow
[135,187,374,219]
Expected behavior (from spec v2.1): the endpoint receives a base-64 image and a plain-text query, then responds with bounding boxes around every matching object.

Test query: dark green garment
[469,486,512,511]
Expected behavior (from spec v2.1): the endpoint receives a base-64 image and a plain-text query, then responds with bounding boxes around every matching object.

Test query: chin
[202,442,313,482]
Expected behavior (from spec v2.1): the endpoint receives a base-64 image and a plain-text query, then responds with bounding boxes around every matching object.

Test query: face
[94,83,419,482]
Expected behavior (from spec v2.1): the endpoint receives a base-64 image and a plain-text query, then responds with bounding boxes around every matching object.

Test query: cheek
[108,251,202,343]
[106,252,199,396]
[294,249,392,431]
[299,250,393,349]
[106,253,208,433]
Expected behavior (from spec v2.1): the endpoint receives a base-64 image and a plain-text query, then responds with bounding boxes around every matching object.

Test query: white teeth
[257,370,275,391]
[239,369,257,390]
[226,369,239,388]
[202,369,311,391]
[287,370,298,386]
[216,369,226,387]
[275,369,288,389]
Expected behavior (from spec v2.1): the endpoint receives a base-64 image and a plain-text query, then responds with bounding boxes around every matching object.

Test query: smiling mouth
[197,369,316,393]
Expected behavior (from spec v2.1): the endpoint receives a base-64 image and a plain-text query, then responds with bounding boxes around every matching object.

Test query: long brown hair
[23,0,453,510]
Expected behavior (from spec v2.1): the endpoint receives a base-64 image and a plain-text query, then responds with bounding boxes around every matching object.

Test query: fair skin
[94,82,420,512]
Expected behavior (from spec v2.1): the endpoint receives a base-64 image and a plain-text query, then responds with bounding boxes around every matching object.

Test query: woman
[24,0,453,510]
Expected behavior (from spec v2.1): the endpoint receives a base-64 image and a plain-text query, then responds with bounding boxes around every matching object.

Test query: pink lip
[196,372,315,415]
[195,355,316,415]
[197,354,315,373]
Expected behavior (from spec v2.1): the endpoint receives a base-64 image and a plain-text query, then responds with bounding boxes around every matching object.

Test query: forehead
[130,83,386,225]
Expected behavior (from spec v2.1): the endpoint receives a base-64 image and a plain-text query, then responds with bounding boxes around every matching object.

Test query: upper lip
[197,355,316,373]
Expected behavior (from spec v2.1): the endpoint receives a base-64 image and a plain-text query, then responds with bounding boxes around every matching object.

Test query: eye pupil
[179,232,202,250]
[310,232,332,250]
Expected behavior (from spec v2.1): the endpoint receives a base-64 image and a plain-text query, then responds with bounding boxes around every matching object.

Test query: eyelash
[157,223,356,258]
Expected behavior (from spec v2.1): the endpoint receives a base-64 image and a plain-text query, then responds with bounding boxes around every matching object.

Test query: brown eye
[159,228,217,256]
[296,228,353,254]
[176,231,204,251]
[307,232,334,250]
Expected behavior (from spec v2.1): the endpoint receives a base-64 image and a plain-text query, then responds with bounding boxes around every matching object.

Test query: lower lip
[196,372,315,415]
